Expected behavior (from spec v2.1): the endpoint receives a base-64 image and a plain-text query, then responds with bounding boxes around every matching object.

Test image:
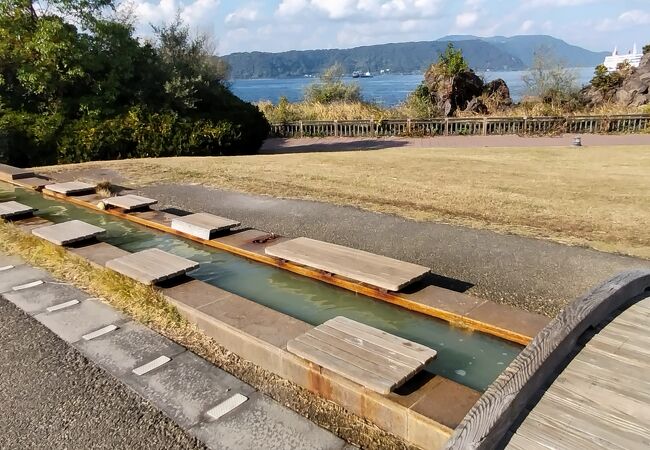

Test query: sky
[121,0,650,55]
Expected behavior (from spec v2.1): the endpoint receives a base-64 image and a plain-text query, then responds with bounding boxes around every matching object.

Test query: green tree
[438,43,468,77]
[643,44,650,55]
[303,62,362,103]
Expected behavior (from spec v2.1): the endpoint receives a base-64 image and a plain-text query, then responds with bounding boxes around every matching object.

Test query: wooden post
[444,118,449,136]
[407,118,412,135]
[482,117,488,136]
[299,120,304,138]
[333,120,338,137]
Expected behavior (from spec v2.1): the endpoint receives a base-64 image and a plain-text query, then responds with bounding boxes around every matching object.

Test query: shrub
[438,43,468,77]
[643,44,650,55]
[304,63,362,104]
[0,110,63,166]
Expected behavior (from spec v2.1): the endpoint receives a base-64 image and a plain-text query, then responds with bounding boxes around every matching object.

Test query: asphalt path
[0,297,206,450]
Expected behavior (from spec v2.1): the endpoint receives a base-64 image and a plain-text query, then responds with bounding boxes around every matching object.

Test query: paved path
[135,184,650,317]
[261,134,650,153]
[0,254,347,450]
[506,293,650,449]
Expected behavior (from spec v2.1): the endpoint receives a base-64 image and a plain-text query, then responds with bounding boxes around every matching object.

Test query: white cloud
[520,19,534,32]
[455,11,478,28]
[126,0,220,30]
[526,0,599,6]
[276,0,444,21]
[225,5,260,25]
[618,9,650,25]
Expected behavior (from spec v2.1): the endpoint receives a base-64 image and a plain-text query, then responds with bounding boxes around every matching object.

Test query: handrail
[444,269,650,449]
[270,114,650,138]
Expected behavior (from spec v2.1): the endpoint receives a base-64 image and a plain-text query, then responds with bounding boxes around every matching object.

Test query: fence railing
[270,114,650,138]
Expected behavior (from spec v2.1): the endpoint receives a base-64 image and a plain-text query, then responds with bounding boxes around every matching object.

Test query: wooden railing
[270,114,650,138]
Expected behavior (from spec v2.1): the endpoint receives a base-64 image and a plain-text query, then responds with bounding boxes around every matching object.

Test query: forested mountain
[223,35,607,79]
[438,34,609,67]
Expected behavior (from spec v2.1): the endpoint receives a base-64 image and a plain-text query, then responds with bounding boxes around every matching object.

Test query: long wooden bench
[265,237,430,291]
[287,316,437,394]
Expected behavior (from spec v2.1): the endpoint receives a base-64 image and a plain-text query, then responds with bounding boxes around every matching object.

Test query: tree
[303,63,362,103]
[438,43,468,77]
[643,44,650,55]
[522,46,579,106]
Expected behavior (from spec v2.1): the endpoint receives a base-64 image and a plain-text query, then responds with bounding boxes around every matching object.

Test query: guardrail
[270,114,650,138]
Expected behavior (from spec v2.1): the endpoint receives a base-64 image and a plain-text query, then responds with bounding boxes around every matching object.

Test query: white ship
[603,43,643,72]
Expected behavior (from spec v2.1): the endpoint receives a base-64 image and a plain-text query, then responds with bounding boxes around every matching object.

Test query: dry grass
[0,221,410,450]
[41,145,650,259]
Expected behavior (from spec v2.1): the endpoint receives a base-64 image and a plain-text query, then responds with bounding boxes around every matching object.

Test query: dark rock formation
[424,66,484,116]
[484,79,512,107]
[424,67,512,116]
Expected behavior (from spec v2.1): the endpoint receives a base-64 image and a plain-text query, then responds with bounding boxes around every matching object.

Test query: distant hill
[438,34,609,67]
[224,40,524,79]
[224,35,607,79]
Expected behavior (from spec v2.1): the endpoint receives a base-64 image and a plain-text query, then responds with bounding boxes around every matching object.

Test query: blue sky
[124,0,650,55]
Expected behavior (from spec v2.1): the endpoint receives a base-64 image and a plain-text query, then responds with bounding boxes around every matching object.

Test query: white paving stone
[46,299,80,312]
[133,356,171,375]
[206,394,249,421]
[82,324,118,341]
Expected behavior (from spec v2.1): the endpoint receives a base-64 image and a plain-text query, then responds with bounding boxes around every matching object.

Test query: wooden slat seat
[287,316,437,394]
[45,181,96,195]
[32,220,105,245]
[265,237,430,291]
[103,194,157,211]
[171,212,241,239]
[106,248,199,285]
[0,201,36,219]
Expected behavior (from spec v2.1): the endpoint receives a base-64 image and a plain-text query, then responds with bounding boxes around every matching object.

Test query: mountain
[223,35,607,79]
[438,34,609,67]
[224,40,524,79]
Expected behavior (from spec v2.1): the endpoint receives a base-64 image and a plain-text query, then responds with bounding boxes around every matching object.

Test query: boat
[351,70,373,78]
[603,43,643,72]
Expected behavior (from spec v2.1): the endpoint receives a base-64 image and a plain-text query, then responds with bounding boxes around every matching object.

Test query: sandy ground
[261,133,650,153]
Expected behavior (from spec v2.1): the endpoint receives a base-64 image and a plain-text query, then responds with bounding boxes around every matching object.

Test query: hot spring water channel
[1,183,521,391]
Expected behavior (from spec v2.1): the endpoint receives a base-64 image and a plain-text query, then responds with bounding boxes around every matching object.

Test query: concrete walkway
[0,254,347,450]
[261,134,650,154]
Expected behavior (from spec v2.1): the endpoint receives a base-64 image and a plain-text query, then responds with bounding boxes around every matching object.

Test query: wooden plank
[286,317,436,394]
[105,248,199,285]
[265,237,430,291]
[44,181,96,195]
[562,358,650,395]
[327,316,437,362]
[0,163,34,181]
[445,271,650,450]
[316,323,424,367]
[12,176,50,190]
[31,220,105,245]
[0,201,35,219]
[294,333,410,383]
[287,338,394,394]
[103,194,157,211]
[171,213,240,239]
[505,432,551,450]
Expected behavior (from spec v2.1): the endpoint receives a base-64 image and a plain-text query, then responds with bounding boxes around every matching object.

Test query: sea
[231,67,596,106]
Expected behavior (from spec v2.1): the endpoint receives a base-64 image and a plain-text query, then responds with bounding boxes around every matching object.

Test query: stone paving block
[75,321,185,377]
[124,351,256,429]
[190,392,346,450]
[0,265,51,293]
[35,298,126,343]
[2,282,89,315]
[0,254,23,268]
[32,220,105,246]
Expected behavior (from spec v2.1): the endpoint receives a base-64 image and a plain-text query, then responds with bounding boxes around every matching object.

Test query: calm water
[1,183,522,391]
[231,67,595,106]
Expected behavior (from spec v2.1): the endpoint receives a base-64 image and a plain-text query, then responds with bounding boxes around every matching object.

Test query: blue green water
[1,182,521,391]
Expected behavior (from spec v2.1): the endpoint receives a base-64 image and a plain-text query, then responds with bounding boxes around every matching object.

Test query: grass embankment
[0,221,408,450]
[42,146,650,259]
[257,99,649,123]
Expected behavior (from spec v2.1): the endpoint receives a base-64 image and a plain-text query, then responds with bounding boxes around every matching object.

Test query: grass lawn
[41,145,650,259]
